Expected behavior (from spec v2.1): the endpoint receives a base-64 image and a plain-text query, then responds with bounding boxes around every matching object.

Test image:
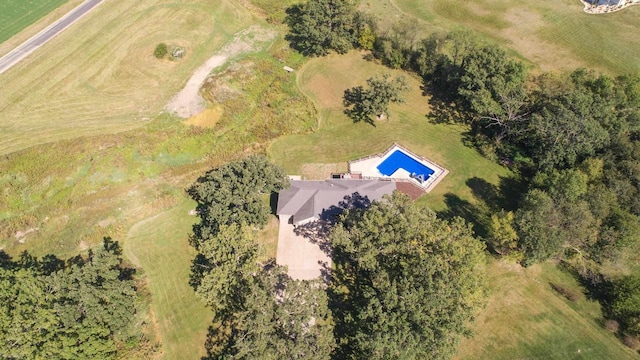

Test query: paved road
[0,0,103,75]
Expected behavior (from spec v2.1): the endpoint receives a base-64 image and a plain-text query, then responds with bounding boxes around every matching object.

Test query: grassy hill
[456,260,638,359]
[124,199,213,360]
[364,0,640,75]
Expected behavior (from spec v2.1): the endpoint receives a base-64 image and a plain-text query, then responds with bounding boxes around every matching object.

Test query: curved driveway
[0,0,103,74]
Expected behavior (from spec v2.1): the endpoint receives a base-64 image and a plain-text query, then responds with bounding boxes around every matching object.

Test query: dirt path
[165,26,275,118]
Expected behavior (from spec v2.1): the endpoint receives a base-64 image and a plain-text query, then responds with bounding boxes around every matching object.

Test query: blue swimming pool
[377,150,435,182]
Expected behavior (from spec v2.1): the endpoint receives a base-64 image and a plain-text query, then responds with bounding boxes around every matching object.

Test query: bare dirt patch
[182,105,223,128]
[202,61,255,103]
[165,26,276,118]
[15,227,39,243]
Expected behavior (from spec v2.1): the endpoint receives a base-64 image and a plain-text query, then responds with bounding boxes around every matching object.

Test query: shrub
[605,319,620,333]
[551,283,581,302]
[154,43,168,59]
[623,335,640,350]
[608,275,640,336]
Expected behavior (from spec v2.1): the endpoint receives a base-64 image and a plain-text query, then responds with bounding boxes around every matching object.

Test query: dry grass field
[455,260,638,359]
[365,0,640,75]
[0,0,253,155]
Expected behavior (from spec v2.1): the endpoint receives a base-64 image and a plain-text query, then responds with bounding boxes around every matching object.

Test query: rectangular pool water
[377,150,435,180]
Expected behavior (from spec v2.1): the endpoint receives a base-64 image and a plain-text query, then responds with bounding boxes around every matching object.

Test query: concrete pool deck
[348,143,448,193]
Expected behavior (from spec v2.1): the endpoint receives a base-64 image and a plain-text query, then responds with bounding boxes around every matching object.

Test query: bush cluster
[154,43,168,59]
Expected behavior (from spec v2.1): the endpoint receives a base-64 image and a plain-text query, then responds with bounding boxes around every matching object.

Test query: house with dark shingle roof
[276,179,397,226]
[275,179,397,280]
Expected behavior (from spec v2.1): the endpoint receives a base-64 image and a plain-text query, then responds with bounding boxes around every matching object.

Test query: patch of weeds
[202,39,317,142]
[0,38,317,261]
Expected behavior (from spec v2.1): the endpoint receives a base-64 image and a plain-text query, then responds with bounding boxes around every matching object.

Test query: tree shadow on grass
[466,177,501,212]
[201,315,235,360]
[425,95,470,125]
[422,81,472,125]
[437,193,488,239]
[498,175,529,210]
[466,175,529,213]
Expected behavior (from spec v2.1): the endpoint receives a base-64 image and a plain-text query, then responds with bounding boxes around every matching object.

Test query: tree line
[285,0,640,349]
[187,156,486,359]
[0,239,142,359]
[390,29,640,343]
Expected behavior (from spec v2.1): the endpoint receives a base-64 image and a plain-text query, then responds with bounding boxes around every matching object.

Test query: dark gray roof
[276,179,396,223]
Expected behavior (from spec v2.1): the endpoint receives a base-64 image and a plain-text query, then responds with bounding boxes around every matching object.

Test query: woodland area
[0,239,146,359]
[1,0,638,358]
[285,0,640,351]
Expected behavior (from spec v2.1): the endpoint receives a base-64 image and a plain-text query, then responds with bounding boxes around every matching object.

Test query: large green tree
[197,246,335,359]
[190,224,260,313]
[526,70,614,169]
[190,157,334,359]
[329,193,486,359]
[457,44,529,140]
[343,74,410,125]
[229,266,335,360]
[515,184,600,266]
[50,240,137,359]
[0,267,59,359]
[286,0,360,56]
[188,155,288,240]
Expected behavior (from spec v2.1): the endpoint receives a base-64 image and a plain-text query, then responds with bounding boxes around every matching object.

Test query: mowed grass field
[366,0,640,74]
[0,0,253,156]
[0,29,312,358]
[268,52,509,211]
[269,51,638,358]
[0,0,69,44]
[124,198,213,360]
[455,260,638,359]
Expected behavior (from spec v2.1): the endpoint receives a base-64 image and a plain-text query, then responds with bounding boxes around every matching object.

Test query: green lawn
[364,0,640,75]
[124,198,213,360]
[268,50,639,359]
[0,0,69,44]
[455,259,638,359]
[268,51,509,211]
